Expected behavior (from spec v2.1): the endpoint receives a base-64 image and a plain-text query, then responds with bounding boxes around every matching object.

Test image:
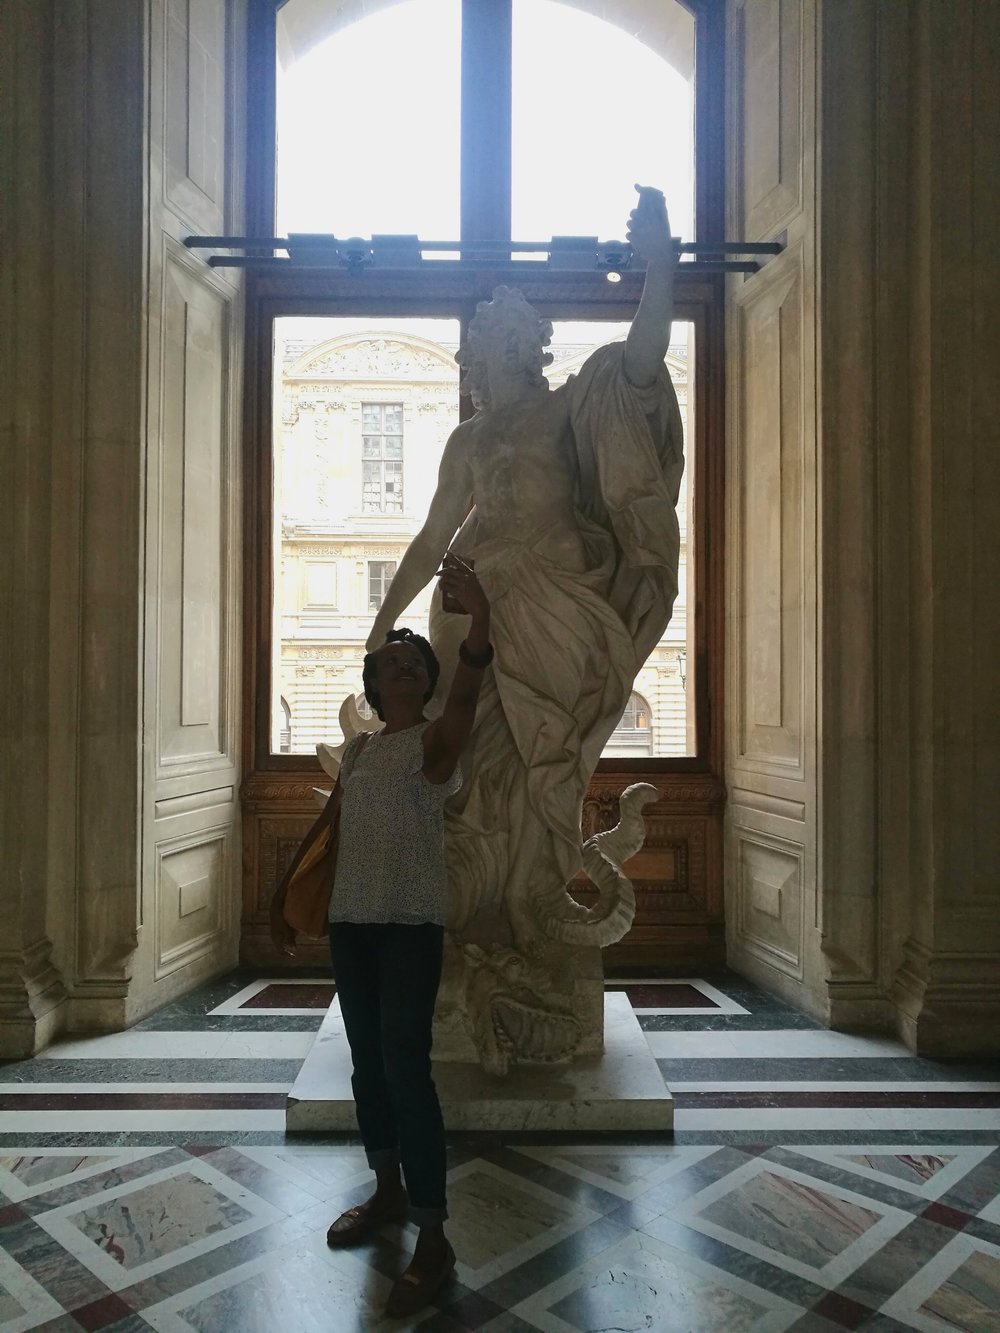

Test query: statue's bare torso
[454,384,590,574]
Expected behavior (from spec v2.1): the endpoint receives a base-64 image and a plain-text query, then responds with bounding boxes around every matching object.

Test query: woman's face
[374,640,429,702]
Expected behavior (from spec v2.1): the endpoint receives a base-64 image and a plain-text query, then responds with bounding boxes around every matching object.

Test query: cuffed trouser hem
[408,1202,448,1226]
[366,1147,400,1172]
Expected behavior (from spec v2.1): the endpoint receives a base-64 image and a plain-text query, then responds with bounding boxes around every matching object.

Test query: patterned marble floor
[0,970,998,1331]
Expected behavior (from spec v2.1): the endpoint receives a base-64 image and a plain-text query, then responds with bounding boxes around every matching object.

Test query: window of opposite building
[368,560,397,611]
[362,404,404,514]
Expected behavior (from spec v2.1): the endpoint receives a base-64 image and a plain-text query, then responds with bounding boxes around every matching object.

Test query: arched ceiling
[276,0,694,81]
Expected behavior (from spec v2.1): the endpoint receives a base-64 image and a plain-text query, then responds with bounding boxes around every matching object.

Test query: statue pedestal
[286,992,672,1133]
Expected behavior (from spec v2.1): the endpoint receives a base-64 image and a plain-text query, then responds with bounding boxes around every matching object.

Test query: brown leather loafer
[385,1241,456,1318]
[325,1193,408,1247]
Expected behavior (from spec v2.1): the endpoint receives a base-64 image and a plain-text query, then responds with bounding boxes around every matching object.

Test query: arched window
[605,692,654,757]
[272,0,695,246]
[242,0,725,964]
[355,692,374,721]
[279,697,292,753]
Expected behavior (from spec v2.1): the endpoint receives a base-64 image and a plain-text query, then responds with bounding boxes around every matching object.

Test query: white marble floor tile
[33,1156,285,1292]
[0,1245,66,1333]
[512,1228,801,1333]
[644,1029,912,1059]
[0,1110,284,1133]
[668,1155,913,1287]
[237,1146,372,1200]
[439,1158,599,1290]
[514,1144,716,1201]
[0,1083,291,1095]
[219,1033,318,1060]
[978,1189,1000,1226]
[881,1233,1000,1333]
[642,1031,741,1058]
[37,1031,316,1060]
[669,1081,1000,1092]
[141,1232,400,1333]
[675,1108,1000,1130]
[0,1147,166,1202]
[789,1145,995,1199]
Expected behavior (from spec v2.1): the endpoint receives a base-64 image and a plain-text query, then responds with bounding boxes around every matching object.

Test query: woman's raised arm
[421,560,491,784]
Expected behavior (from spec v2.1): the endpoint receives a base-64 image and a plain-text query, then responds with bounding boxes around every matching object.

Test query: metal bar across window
[185,236,783,254]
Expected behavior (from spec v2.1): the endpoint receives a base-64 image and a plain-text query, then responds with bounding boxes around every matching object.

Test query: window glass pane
[511,1,695,245]
[546,319,695,757]
[275,0,461,239]
[271,316,460,755]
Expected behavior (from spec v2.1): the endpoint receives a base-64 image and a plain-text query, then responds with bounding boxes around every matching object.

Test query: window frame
[361,402,405,515]
[367,558,398,611]
[242,0,726,782]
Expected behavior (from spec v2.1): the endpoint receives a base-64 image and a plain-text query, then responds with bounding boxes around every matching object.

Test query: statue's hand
[436,553,489,620]
[626,184,676,264]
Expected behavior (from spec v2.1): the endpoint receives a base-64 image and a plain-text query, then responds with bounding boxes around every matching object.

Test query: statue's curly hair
[456,287,554,410]
[362,627,440,721]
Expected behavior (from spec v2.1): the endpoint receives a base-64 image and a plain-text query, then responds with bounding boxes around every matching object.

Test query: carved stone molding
[243,778,330,806]
[584,777,726,810]
[0,939,67,1058]
[257,815,317,913]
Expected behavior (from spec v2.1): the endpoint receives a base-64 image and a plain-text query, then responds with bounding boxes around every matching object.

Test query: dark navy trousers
[328,922,447,1224]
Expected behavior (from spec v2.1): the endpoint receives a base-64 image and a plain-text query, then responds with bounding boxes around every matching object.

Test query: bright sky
[275,0,694,246]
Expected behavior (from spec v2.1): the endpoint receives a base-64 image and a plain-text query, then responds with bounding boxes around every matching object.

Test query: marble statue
[357,187,685,1074]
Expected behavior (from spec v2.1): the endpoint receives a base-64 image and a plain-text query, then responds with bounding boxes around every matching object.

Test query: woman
[270,554,491,1319]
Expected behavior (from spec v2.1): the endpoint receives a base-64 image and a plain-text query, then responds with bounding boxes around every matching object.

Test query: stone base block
[286,992,673,1133]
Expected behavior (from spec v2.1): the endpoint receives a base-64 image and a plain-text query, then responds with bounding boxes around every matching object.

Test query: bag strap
[340,728,371,784]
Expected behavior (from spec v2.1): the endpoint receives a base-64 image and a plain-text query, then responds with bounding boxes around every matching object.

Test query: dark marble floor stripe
[0,1130,299,1147]
[668,1129,1000,1144]
[0,1092,287,1110]
[606,982,720,1008]
[0,1059,304,1084]
[240,983,335,1009]
[131,1013,324,1032]
[639,1012,825,1031]
[674,1091,1000,1108]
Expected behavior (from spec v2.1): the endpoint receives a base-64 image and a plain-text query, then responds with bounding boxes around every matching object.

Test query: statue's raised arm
[365,429,473,652]
[624,184,679,387]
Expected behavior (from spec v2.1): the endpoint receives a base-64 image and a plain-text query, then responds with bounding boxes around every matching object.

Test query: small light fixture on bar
[595,240,633,280]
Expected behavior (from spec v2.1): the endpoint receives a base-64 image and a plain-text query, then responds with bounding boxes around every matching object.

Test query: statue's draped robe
[430,345,684,948]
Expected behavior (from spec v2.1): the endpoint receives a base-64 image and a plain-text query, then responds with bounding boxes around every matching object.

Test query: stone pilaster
[815,0,884,1029]
[886,0,1000,1055]
[0,1,67,1056]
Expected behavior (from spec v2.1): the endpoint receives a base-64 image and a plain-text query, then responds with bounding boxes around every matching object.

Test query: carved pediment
[288,334,459,381]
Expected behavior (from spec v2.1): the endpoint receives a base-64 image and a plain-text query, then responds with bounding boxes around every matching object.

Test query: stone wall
[0,0,246,1057]
[725,0,1000,1054]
